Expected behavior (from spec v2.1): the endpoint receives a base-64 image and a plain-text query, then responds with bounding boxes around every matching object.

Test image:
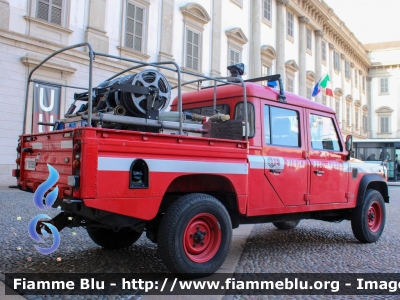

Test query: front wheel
[351,189,386,243]
[157,193,232,278]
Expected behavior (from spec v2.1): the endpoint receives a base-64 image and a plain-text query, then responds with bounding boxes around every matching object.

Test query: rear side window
[264,105,300,147]
[309,114,341,151]
[183,104,230,116]
[234,102,255,137]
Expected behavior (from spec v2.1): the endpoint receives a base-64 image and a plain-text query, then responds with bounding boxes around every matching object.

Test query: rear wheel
[87,227,143,249]
[272,220,300,230]
[351,189,386,243]
[157,193,232,278]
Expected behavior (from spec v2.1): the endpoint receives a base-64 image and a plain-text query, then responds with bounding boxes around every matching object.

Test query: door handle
[314,170,324,176]
[270,169,283,174]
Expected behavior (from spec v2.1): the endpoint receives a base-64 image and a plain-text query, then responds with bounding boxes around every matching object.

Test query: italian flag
[312,74,333,97]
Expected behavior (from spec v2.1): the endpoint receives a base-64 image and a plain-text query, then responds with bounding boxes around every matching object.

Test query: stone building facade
[365,41,400,139]
[0,0,382,184]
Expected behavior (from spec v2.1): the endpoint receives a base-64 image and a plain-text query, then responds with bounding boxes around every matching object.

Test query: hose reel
[96,69,171,118]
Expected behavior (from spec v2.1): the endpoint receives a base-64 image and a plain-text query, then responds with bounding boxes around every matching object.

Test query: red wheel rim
[367,201,382,232]
[183,213,222,263]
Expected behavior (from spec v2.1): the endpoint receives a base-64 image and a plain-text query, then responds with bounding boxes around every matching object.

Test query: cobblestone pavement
[1,186,400,299]
[223,186,400,300]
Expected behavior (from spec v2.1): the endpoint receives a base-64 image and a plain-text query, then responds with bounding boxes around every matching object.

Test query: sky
[323,0,400,44]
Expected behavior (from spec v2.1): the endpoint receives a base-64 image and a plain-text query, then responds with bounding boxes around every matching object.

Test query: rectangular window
[229,47,241,66]
[346,106,350,126]
[287,11,294,38]
[125,1,144,52]
[307,28,312,51]
[322,95,327,106]
[345,61,350,79]
[355,111,359,129]
[380,78,389,94]
[309,114,341,151]
[322,40,327,62]
[306,86,312,100]
[335,101,340,115]
[263,0,271,22]
[235,102,255,136]
[333,51,340,71]
[363,76,366,92]
[354,69,358,86]
[380,116,389,133]
[262,65,271,85]
[37,0,63,26]
[286,76,294,92]
[186,28,200,71]
[363,115,367,133]
[265,105,300,147]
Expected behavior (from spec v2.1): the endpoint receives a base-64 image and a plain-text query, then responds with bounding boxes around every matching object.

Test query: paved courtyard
[1,186,399,299]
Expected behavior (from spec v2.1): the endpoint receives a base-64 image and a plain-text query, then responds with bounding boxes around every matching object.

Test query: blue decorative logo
[28,164,61,254]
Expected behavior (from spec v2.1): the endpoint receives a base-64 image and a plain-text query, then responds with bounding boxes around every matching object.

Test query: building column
[159,0,175,62]
[366,77,373,138]
[340,54,347,130]
[298,16,309,97]
[210,0,221,77]
[85,0,109,53]
[250,0,262,78]
[314,30,324,103]
[0,0,10,30]
[328,43,335,108]
[276,0,289,82]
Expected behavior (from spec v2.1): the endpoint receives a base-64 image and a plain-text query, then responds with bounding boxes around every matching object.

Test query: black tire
[87,227,143,249]
[272,220,300,230]
[157,193,232,278]
[351,189,386,243]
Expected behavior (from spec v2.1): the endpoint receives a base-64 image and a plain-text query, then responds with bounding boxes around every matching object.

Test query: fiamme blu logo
[28,164,61,254]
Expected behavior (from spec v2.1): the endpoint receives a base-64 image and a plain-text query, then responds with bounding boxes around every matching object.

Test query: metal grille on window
[322,41,326,62]
[363,115,367,133]
[286,76,293,93]
[335,101,339,114]
[264,0,271,21]
[125,2,144,52]
[346,107,350,126]
[306,87,312,100]
[345,61,350,79]
[322,95,327,105]
[37,0,62,26]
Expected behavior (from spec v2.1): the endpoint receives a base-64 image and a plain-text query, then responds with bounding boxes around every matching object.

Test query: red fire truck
[13,44,388,277]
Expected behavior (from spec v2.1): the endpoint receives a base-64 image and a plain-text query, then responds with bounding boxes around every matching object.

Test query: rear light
[74,143,81,151]
[16,145,21,152]
[12,169,20,177]
[15,158,20,165]
[72,159,80,169]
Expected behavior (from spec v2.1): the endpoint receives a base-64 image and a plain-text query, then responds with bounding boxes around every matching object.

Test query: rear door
[261,101,309,206]
[306,110,349,204]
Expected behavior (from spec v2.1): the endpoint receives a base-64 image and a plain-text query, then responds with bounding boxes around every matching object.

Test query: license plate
[25,158,36,170]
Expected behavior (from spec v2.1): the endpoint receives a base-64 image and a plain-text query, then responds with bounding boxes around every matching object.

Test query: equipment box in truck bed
[13,43,389,278]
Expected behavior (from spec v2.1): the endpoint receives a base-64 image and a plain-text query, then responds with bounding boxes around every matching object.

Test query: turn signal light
[74,143,81,151]
[72,159,80,169]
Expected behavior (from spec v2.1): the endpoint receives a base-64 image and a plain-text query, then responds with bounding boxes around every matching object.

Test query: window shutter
[51,0,63,26]
[125,2,144,51]
[37,0,50,22]
[192,32,199,71]
[186,29,193,69]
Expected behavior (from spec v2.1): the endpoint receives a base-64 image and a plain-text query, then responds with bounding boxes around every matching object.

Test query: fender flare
[356,174,389,207]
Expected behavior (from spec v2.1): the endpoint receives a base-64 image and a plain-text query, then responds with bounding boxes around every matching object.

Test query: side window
[264,105,300,147]
[234,102,255,137]
[183,104,230,117]
[309,114,341,151]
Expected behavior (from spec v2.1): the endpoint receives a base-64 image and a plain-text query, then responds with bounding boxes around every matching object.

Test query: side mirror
[345,135,353,152]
